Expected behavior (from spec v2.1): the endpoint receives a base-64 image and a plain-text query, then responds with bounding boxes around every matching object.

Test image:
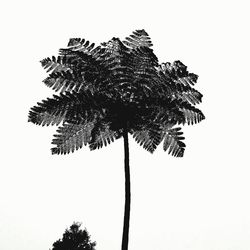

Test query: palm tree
[28,29,205,250]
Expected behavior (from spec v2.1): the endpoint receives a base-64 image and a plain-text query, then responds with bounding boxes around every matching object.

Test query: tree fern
[29,30,205,155]
[28,29,205,250]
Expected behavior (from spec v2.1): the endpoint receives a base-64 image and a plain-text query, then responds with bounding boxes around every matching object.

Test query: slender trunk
[121,129,130,250]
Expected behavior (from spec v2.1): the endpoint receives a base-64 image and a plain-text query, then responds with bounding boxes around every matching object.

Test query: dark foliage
[50,222,96,250]
[28,29,205,156]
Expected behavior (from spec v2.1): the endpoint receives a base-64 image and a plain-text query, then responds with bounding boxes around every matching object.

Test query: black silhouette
[28,30,205,250]
[50,222,96,250]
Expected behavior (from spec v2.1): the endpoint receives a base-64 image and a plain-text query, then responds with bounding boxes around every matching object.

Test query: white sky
[1,0,250,250]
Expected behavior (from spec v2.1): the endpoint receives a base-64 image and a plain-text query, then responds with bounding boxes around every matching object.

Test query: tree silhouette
[50,222,96,250]
[28,29,205,250]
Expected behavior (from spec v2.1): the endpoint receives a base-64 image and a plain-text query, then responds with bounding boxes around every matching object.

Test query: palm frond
[130,48,159,97]
[28,91,105,126]
[89,121,122,150]
[101,37,159,101]
[42,70,82,93]
[181,107,205,125]
[145,97,186,126]
[173,86,203,105]
[125,41,160,101]
[177,101,205,125]
[91,37,158,103]
[101,38,129,57]
[40,55,83,93]
[123,29,153,49]
[51,121,95,155]
[132,123,163,153]
[41,39,108,93]
[163,127,186,157]
[158,61,202,105]
[40,56,71,73]
[161,61,198,85]
[61,37,107,63]
[148,95,205,126]
[61,38,96,54]
[98,38,137,100]
[130,46,158,68]
[28,93,73,126]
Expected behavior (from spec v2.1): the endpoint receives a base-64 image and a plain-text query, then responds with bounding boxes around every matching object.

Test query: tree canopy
[28,29,205,157]
[50,222,96,250]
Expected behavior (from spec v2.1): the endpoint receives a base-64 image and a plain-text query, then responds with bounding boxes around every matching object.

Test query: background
[1,0,250,250]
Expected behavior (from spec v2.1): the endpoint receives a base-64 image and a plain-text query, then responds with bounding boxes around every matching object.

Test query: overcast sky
[1,0,250,250]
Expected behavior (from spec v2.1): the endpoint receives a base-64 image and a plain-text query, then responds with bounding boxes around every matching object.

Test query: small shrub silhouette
[50,222,96,250]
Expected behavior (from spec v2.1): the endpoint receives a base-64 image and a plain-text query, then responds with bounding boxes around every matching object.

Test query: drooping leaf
[178,101,205,125]
[132,123,163,153]
[144,97,186,125]
[163,127,186,157]
[149,96,205,126]
[89,121,122,150]
[51,121,95,155]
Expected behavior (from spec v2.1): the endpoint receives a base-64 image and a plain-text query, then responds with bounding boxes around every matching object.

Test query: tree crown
[51,222,96,250]
[28,29,205,157]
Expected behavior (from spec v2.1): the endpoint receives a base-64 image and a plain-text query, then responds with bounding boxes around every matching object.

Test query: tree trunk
[121,129,130,250]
